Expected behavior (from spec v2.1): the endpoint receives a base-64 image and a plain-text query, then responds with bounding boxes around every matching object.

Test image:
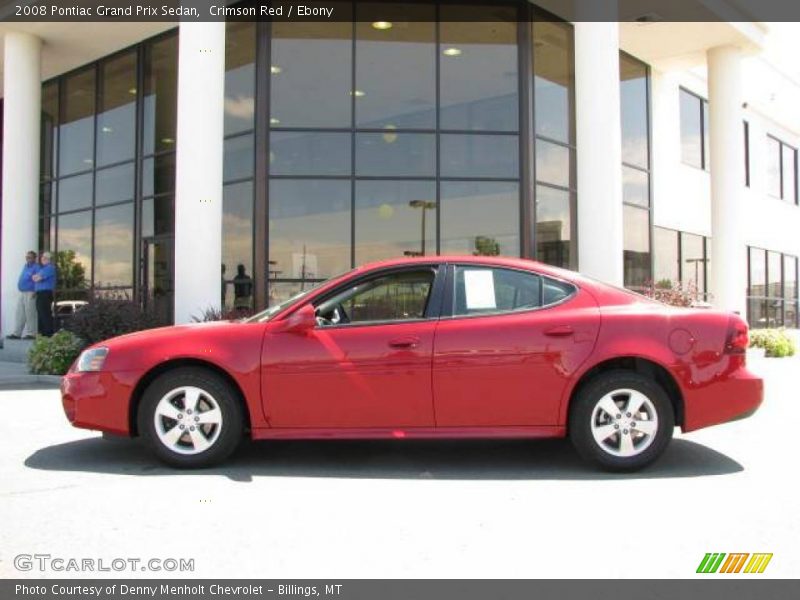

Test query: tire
[138,367,244,468]
[569,370,674,472]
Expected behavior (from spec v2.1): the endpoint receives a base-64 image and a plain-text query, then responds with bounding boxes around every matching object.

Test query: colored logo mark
[696,553,773,574]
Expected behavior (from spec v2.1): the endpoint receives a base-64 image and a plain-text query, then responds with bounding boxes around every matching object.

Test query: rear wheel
[569,370,674,472]
[138,367,243,468]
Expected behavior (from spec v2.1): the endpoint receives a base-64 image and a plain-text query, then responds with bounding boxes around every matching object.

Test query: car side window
[316,269,436,327]
[453,267,574,317]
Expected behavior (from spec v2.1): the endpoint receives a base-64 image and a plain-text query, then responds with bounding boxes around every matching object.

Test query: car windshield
[243,270,351,323]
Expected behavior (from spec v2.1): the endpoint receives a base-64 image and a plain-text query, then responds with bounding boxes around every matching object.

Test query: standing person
[32,252,57,337]
[6,251,39,339]
[233,264,253,311]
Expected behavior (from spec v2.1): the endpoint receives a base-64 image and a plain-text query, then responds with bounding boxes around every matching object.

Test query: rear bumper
[61,370,142,436]
[682,365,763,432]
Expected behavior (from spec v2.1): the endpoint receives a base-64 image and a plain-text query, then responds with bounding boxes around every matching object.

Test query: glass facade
[679,88,709,171]
[620,53,652,289]
[225,4,580,307]
[40,32,178,322]
[766,134,798,204]
[748,247,799,328]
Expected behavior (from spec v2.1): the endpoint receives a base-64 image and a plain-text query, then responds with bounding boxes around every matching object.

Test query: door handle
[388,336,420,349]
[544,325,574,337]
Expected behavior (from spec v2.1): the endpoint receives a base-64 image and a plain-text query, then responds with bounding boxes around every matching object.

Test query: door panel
[262,321,437,428]
[433,271,599,426]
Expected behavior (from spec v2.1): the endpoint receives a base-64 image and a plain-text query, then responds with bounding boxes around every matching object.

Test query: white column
[173,22,226,324]
[1,32,41,335]
[574,22,624,285]
[707,45,746,316]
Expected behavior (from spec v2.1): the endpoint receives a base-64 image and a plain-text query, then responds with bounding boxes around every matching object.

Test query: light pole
[408,200,436,256]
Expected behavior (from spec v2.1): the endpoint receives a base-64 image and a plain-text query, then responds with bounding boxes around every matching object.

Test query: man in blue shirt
[32,252,57,337]
[7,251,39,339]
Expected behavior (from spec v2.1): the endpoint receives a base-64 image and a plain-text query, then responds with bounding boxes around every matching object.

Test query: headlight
[75,347,109,372]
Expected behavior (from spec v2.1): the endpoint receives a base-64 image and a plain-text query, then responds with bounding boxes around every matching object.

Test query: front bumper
[61,369,142,436]
[682,365,763,432]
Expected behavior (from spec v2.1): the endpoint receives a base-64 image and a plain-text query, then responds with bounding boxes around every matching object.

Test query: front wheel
[569,370,674,472]
[138,367,244,468]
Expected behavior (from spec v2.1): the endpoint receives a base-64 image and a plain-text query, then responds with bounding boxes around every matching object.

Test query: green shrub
[749,328,796,358]
[28,331,84,375]
[64,298,161,346]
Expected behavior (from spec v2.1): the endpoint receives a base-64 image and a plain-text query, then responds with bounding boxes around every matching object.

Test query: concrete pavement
[0,354,797,579]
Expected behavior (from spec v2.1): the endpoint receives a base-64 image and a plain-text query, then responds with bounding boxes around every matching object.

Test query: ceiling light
[443,47,462,57]
[270,117,281,125]
[101,126,113,133]
[372,21,393,30]
[128,87,137,95]
[270,65,282,75]
[161,137,174,144]
[351,90,366,97]
[83,158,94,165]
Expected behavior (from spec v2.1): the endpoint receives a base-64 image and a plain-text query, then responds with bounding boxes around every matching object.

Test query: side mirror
[280,304,317,334]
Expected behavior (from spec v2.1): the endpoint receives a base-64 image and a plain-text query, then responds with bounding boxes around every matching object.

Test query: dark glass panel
[39,215,53,253]
[225,21,256,136]
[623,205,651,288]
[93,203,134,287]
[41,81,59,180]
[355,4,435,129]
[269,179,351,279]
[768,250,782,298]
[440,181,519,256]
[535,184,572,269]
[782,144,797,203]
[95,163,135,206]
[356,132,435,177]
[679,90,702,169]
[440,133,518,179]
[532,20,574,144]
[57,173,93,213]
[270,131,351,176]
[143,33,179,156]
[620,54,649,169]
[622,165,649,207]
[39,182,53,217]
[271,9,353,128]
[222,181,254,310]
[535,140,571,189]
[355,180,436,263]
[59,67,96,175]
[766,137,781,198]
[141,152,176,198]
[97,51,137,167]
[784,255,797,301]
[439,5,519,132]
[681,232,705,298]
[702,99,710,170]
[141,195,175,238]
[749,247,766,297]
[653,227,679,287]
[56,210,93,288]
[268,280,321,308]
[747,298,767,328]
[223,134,254,182]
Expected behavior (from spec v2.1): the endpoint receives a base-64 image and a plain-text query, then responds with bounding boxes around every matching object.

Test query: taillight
[724,316,749,354]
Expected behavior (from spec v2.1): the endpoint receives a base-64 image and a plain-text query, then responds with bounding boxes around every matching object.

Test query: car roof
[353,255,580,282]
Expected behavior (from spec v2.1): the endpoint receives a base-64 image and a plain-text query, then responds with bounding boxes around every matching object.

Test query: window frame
[679,87,709,171]
[310,264,446,329]
[767,134,798,205]
[747,245,799,328]
[441,263,577,320]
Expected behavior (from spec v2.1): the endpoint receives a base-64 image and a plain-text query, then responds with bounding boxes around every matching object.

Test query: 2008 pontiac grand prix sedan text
[61,256,762,471]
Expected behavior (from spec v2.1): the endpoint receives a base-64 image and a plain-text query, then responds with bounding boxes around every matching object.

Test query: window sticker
[464,270,496,309]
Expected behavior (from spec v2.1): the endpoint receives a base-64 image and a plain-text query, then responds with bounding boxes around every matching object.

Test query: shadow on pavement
[25,436,743,482]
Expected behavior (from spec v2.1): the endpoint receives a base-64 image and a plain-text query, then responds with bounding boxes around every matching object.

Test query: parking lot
[1,355,797,579]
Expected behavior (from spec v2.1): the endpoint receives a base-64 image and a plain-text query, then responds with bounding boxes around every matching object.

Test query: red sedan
[61,256,762,471]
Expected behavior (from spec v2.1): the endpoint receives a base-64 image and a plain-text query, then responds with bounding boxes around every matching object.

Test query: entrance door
[141,235,174,324]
